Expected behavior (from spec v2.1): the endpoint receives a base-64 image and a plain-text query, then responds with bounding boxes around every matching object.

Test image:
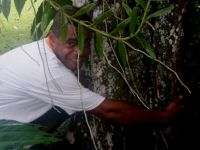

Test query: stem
[124,41,191,94]
[104,52,149,109]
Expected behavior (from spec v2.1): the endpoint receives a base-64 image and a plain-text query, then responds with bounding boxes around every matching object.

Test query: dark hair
[51,6,91,38]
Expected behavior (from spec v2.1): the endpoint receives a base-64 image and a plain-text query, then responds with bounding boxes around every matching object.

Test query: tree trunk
[58,0,197,150]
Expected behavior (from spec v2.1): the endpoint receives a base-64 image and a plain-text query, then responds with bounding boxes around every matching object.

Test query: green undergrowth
[0,0,41,54]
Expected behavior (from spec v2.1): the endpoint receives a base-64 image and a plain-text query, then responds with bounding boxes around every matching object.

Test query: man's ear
[47,31,57,49]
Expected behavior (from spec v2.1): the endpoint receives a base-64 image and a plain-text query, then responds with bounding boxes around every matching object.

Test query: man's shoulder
[21,40,43,51]
[0,40,45,69]
[1,40,40,57]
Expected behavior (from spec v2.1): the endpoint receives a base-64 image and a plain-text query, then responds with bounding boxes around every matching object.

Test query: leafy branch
[0,120,59,150]
[46,0,191,96]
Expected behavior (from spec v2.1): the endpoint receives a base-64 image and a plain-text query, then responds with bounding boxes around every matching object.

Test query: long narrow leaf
[0,0,2,14]
[14,0,26,16]
[31,0,72,37]
[117,41,127,66]
[40,2,57,31]
[95,32,104,58]
[0,120,59,150]
[41,13,48,31]
[31,1,46,35]
[147,4,174,20]
[129,7,137,34]
[53,0,72,7]
[135,0,146,8]
[110,17,130,35]
[137,36,156,59]
[61,14,68,42]
[78,23,84,53]
[122,2,132,16]
[2,0,11,20]
[33,24,43,40]
[93,9,113,26]
[73,3,96,17]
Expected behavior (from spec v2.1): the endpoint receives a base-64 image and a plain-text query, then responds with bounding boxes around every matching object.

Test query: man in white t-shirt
[0,7,183,132]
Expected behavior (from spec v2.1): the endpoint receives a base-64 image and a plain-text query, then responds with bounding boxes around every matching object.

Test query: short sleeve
[26,64,105,115]
[23,40,105,115]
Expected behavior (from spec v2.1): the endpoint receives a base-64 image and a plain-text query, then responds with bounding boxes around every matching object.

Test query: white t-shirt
[0,40,105,123]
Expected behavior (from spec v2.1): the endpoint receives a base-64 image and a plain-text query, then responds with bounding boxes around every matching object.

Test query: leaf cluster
[0,120,59,150]
[0,0,174,67]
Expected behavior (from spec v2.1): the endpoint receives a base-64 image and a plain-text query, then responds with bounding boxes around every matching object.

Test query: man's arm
[89,96,183,126]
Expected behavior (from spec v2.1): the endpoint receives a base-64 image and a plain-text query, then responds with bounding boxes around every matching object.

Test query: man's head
[47,6,91,71]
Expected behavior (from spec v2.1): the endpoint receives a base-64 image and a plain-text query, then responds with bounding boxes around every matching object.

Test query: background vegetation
[0,0,41,54]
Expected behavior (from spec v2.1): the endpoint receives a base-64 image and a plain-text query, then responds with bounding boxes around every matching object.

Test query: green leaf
[93,9,113,26]
[129,7,137,34]
[78,23,84,54]
[117,40,127,66]
[135,0,146,8]
[0,120,59,150]
[40,2,57,31]
[41,13,48,31]
[0,0,2,14]
[14,0,26,16]
[33,24,43,40]
[2,0,11,20]
[137,36,156,59]
[73,3,96,17]
[95,32,104,58]
[61,4,73,9]
[122,2,132,16]
[53,0,72,7]
[31,1,46,36]
[151,0,164,2]
[147,4,174,20]
[31,0,72,37]
[110,17,130,35]
[32,2,57,39]
[60,14,68,42]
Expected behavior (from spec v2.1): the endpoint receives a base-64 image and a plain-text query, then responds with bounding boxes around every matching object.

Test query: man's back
[0,40,53,122]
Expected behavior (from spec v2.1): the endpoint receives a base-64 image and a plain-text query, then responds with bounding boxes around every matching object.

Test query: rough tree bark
[57,0,196,150]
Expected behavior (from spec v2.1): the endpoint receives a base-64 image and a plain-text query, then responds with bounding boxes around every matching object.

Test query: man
[0,7,183,132]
